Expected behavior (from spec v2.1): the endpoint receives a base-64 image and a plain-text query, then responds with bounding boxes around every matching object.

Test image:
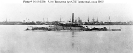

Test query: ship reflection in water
[71,31,75,48]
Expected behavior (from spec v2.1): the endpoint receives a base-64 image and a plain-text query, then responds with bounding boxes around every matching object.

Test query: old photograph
[0,0,133,53]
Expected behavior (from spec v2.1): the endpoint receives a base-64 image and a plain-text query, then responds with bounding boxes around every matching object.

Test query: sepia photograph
[0,0,133,53]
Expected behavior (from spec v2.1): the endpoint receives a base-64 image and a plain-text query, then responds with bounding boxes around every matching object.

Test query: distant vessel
[25,25,121,31]
[25,13,121,31]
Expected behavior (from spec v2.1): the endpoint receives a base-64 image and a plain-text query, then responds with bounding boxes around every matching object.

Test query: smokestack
[72,13,74,23]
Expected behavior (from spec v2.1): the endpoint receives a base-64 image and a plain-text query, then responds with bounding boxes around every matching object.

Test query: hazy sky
[0,1,133,22]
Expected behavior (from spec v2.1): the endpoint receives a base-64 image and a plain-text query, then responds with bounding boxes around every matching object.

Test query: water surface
[0,25,133,53]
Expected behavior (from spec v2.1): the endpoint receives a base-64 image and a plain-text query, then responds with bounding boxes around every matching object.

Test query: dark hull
[25,26,121,31]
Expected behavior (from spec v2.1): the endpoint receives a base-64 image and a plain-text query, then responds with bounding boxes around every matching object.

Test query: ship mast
[43,18,44,22]
[60,16,61,22]
[88,16,89,22]
[47,18,48,22]
[109,16,111,22]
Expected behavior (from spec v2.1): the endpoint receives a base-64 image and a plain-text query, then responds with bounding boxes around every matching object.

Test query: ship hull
[25,26,121,31]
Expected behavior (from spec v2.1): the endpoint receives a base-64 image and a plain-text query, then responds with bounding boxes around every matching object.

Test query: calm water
[0,25,133,53]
